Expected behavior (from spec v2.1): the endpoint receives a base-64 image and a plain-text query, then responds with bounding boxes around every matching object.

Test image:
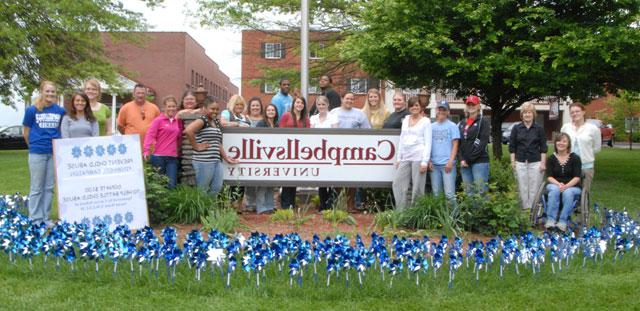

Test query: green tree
[605,91,640,145]
[190,0,365,89]
[0,0,155,103]
[343,0,640,158]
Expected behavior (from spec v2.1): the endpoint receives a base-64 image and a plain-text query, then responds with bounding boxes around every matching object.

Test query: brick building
[241,30,382,108]
[103,32,238,107]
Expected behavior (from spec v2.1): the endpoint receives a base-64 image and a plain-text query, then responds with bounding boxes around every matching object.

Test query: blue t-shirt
[270,91,293,119]
[22,104,66,154]
[430,119,460,165]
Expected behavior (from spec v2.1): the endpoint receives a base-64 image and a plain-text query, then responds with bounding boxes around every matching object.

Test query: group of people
[22,76,601,231]
[509,102,601,231]
[22,80,113,226]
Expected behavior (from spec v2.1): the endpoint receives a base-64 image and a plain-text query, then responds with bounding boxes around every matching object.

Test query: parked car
[586,119,615,147]
[501,122,517,144]
[0,125,28,150]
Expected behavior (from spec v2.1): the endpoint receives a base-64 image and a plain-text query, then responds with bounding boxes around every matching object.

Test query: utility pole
[301,0,309,100]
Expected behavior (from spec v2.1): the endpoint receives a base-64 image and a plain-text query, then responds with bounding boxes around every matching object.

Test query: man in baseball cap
[430,99,460,207]
[437,100,450,110]
[465,95,481,106]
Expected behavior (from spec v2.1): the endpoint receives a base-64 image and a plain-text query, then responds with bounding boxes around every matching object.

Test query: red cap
[465,95,480,105]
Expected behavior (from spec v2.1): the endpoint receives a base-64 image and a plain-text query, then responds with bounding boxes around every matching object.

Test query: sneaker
[545,219,555,229]
[557,222,567,232]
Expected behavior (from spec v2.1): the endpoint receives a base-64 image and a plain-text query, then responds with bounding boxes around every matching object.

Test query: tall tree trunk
[491,116,504,160]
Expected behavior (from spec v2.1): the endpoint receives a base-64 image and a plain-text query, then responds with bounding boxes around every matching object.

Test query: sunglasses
[141,108,145,120]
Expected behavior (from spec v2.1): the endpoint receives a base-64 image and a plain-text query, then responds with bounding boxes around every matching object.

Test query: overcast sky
[124,0,242,87]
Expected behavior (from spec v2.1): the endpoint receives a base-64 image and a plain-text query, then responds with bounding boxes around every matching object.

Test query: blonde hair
[35,81,56,111]
[83,79,102,99]
[226,94,246,113]
[362,88,389,129]
[520,102,537,119]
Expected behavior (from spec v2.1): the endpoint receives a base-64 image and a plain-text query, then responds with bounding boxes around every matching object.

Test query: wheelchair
[529,176,590,229]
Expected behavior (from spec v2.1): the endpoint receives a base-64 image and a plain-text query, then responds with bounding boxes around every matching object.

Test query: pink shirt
[143,114,183,157]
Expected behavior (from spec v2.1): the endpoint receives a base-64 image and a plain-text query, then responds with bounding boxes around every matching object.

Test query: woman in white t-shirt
[310,96,338,129]
[560,102,601,198]
[392,96,432,210]
[310,96,338,211]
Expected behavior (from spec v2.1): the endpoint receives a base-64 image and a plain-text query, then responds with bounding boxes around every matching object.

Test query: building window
[261,82,278,94]
[264,43,284,59]
[349,78,368,94]
[310,43,325,59]
[191,70,195,87]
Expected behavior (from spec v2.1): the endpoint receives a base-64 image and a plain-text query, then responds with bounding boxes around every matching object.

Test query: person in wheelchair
[544,133,582,232]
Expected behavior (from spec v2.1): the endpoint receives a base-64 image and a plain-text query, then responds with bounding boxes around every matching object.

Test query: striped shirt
[193,115,222,162]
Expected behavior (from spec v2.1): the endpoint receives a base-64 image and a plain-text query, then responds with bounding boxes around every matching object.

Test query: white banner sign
[54,134,148,230]
[222,128,400,187]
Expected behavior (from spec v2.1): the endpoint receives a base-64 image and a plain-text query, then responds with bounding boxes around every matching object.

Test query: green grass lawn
[0,150,29,194]
[1,251,638,310]
[1,148,639,310]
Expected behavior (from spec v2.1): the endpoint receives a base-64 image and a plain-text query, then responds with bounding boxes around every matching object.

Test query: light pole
[301,0,309,100]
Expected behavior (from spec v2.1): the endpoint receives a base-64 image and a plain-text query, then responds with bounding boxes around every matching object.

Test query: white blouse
[397,116,432,165]
[310,113,338,128]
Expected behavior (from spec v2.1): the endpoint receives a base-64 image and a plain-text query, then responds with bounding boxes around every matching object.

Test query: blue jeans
[255,187,275,213]
[355,188,363,208]
[546,184,581,226]
[28,153,55,223]
[430,164,457,206]
[192,160,224,195]
[244,187,257,210]
[460,162,489,195]
[150,155,178,189]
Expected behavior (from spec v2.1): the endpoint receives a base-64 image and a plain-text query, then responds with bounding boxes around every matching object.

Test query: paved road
[613,142,639,149]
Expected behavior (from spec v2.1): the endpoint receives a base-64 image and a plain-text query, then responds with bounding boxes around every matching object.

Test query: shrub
[271,209,294,222]
[166,186,215,224]
[270,207,314,230]
[372,209,405,232]
[144,164,171,224]
[362,188,395,212]
[322,209,357,226]
[401,195,465,236]
[489,157,517,193]
[459,184,529,236]
[200,207,242,233]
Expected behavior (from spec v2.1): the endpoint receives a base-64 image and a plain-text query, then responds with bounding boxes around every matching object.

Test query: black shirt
[256,119,278,128]
[508,122,548,162]
[310,87,342,115]
[546,153,582,185]
[457,117,491,164]
[382,109,409,129]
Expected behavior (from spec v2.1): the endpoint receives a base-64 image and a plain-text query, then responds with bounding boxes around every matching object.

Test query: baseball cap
[437,100,450,110]
[465,95,480,105]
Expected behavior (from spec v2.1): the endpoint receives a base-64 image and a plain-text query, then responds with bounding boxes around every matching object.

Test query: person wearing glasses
[116,83,160,143]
